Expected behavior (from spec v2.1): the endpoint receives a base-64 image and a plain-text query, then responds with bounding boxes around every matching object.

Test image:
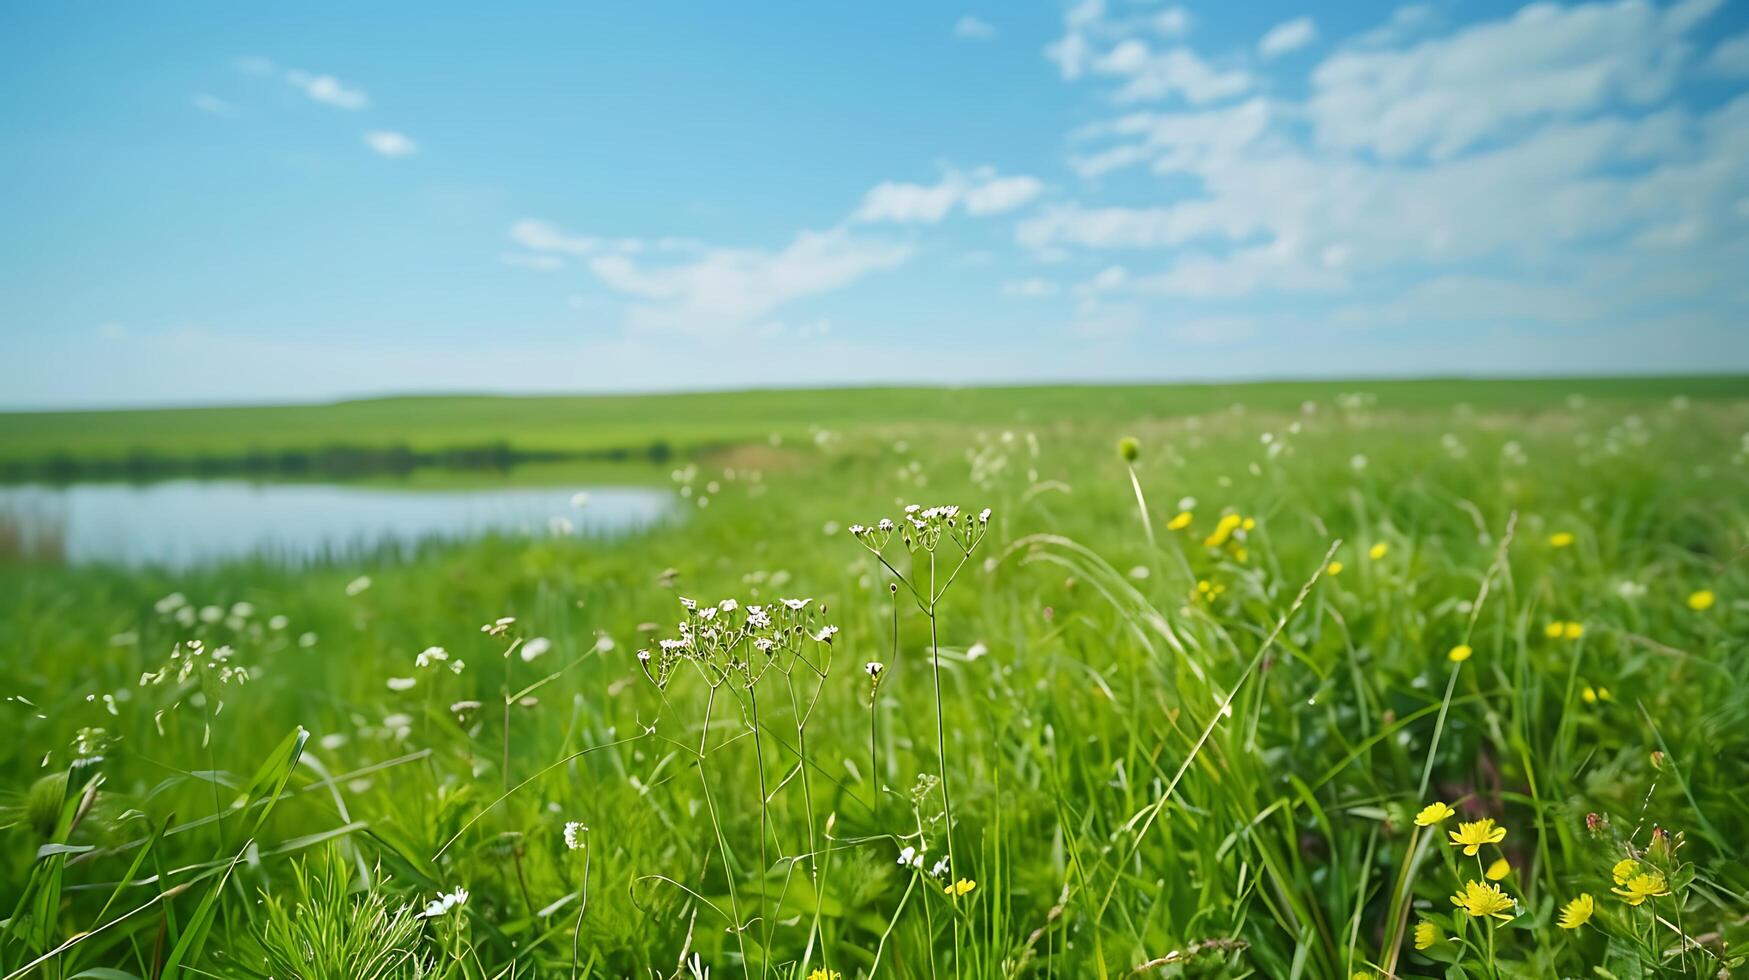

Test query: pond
[0,478,673,568]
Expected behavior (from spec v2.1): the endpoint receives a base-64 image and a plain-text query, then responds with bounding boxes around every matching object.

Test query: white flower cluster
[896,842,951,879]
[419,886,469,919]
[139,639,248,687]
[415,645,464,674]
[563,821,588,850]
[636,594,835,691]
[849,504,992,557]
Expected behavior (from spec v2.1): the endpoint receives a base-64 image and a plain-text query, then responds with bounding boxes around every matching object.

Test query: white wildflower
[563,821,588,850]
[520,637,552,662]
[345,576,372,597]
[420,887,469,919]
[416,646,449,668]
[387,677,416,692]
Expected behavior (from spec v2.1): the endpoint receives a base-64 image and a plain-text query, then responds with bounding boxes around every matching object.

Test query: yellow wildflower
[1451,879,1516,921]
[1413,919,1441,949]
[1557,893,1594,929]
[1241,517,1256,530]
[1582,685,1612,704]
[1612,872,1669,906]
[1414,801,1456,827]
[1545,621,1565,638]
[1611,858,1641,885]
[1548,531,1575,548]
[1369,542,1388,560]
[1688,589,1715,611]
[807,971,842,980]
[1485,857,1511,881]
[1203,513,1243,548]
[1448,818,1506,855]
[1232,546,1248,562]
[1326,560,1343,576]
[1448,644,1472,663]
[944,878,977,898]
[1564,621,1585,639]
[1167,510,1193,531]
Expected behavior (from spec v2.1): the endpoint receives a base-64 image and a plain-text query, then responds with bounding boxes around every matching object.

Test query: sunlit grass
[1,384,1745,977]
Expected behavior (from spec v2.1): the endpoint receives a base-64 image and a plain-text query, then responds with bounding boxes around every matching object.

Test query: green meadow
[2,378,1747,978]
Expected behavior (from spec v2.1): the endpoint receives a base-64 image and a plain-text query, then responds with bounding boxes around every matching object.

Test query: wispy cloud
[1002,278,1060,297]
[953,15,995,40]
[285,69,369,110]
[587,230,912,336]
[1707,31,1749,77]
[363,130,417,158]
[1035,0,1746,346]
[1258,17,1318,59]
[853,167,1043,223]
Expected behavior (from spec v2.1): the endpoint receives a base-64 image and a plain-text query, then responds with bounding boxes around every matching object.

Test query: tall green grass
[1,385,1744,977]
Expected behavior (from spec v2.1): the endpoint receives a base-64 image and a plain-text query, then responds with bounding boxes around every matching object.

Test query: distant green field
[3,376,1745,468]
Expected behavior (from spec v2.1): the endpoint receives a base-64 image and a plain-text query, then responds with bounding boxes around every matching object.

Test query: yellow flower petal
[1557,893,1594,929]
[1414,801,1455,827]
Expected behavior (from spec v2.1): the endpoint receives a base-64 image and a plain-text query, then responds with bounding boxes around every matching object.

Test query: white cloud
[1035,0,1749,326]
[1308,0,1719,160]
[1002,278,1060,297]
[1093,41,1251,104]
[586,229,912,335]
[1068,98,1272,177]
[1045,0,1249,103]
[963,175,1045,215]
[285,70,369,110]
[1046,0,1107,79]
[1153,7,1192,38]
[510,219,603,256]
[954,15,995,40]
[853,168,1043,223]
[191,93,234,116]
[363,131,417,158]
[1707,31,1749,77]
[1259,17,1318,59]
[854,180,964,224]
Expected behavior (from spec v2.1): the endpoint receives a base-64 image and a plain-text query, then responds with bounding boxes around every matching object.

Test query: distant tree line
[0,438,678,484]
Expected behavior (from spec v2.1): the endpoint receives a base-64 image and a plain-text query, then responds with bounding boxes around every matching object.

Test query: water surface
[0,479,671,568]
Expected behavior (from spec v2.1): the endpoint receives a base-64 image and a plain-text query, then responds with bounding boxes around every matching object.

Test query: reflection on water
[0,479,672,568]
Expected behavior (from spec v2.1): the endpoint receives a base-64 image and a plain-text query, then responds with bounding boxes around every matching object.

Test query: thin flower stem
[1126,463,1156,547]
[748,684,774,980]
[570,840,591,980]
[697,688,753,980]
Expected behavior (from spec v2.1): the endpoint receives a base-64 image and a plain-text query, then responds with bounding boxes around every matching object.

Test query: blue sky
[2,0,1747,408]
